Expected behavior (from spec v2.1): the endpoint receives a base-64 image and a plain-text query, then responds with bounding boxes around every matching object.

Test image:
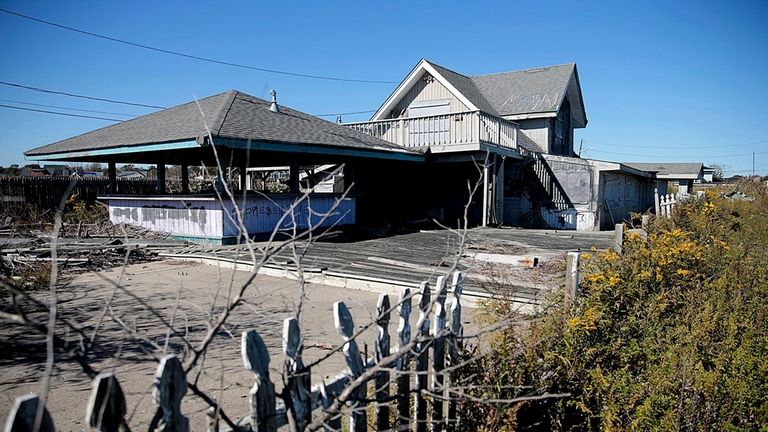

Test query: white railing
[343,110,519,150]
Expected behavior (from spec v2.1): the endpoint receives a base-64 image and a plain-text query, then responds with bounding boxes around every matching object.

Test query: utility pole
[753,151,755,178]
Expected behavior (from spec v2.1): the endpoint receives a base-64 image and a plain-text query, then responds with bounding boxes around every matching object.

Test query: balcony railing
[343,110,518,151]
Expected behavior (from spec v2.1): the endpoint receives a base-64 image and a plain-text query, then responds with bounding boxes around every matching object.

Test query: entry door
[407,99,450,146]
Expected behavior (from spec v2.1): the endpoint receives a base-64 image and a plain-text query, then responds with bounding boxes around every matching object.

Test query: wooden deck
[161,228,612,305]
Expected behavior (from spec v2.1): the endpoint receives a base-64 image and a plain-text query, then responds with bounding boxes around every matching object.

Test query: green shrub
[459,189,768,431]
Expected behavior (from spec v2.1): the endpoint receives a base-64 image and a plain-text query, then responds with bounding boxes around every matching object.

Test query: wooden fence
[5,272,468,432]
[654,188,677,217]
[0,176,156,209]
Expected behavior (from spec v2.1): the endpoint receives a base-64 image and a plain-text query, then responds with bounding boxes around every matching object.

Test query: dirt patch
[0,259,476,430]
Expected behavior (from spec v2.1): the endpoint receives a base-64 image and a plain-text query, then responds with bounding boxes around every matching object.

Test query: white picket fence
[654,188,677,217]
[4,272,467,432]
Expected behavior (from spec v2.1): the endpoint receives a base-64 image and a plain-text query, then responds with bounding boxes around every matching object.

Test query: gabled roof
[622,162,704,179]
[372,59,587,127]
[26,90,418,159]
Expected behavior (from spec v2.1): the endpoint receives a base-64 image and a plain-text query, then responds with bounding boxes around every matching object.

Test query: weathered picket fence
[4,272,467,432]
[0,176,156,209]
[654,188,677,217]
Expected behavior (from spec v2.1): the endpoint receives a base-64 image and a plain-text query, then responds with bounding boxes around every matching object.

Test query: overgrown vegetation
[459,184,768,431]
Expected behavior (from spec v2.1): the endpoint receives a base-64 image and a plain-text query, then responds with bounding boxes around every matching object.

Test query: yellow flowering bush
[458,187,768,431]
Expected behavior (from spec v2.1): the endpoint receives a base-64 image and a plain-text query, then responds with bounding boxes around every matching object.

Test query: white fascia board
[371,59,478,121]
[503,112,557,121]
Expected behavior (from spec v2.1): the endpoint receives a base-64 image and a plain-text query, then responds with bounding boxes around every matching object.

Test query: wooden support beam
[108,162,117,194]
[181,164,189,194]
[156,163,166,194]
[482,161,490,227]
[289,164,300,193]
[239,162,248,192]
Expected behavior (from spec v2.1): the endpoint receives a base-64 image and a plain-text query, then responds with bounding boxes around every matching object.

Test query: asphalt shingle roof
[26,91,417,157]
[424,61,577,117]
[622,162,704,177]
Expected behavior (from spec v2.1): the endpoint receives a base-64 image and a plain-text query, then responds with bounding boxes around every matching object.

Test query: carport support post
[289,164,300,193]
[181,164,189,194]
[108,162,117,193]
[239,161,248,191]
[482,161,490,227]
[156,163,166,194]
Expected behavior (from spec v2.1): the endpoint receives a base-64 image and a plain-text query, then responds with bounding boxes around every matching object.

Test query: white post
[399,118,406,147]
[482,161,490,227]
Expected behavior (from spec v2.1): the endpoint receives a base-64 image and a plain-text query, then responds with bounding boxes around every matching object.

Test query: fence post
[318,380,342,432]
[283,318,311,432]
[4,394,55,432]
[431,276,448,432]
[395,287,412,431]
[613,223,624,254]
[151,354,189,432]
[446,271,465,428]
[86,373,127,432]
[374,294,392,431]
[654,188,660,215]
[414,282,431,432]
[242,330,277,432]
[333,302,366,432]
[565,252,581,303]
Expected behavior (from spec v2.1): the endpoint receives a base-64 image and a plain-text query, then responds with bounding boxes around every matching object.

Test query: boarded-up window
[408,99,450,146]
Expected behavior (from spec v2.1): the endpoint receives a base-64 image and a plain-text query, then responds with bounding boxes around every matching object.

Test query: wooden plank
[86,373,127,432]
[374,294,392,431]
[431,276,448,431]
[333,301,366,432]
[242,330,277,432]
[283,318,311,432]
[446,272,465,427]
[414,281,431,432]
[395,287,412,432]
[4,394,55,432]
[151,354,189,432]
[318,380,342,432]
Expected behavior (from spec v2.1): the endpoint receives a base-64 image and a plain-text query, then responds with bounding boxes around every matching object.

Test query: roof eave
[24,139,201,161]
[371,59,479,121]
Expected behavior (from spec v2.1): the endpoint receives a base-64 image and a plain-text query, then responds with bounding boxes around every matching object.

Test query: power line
[585,147,768,159]
[583,138,768,150]
[0,98,137,117]
[314,109,378,117]
[0,80,166,109]
[0,8,398,85]
[0,103,122,121]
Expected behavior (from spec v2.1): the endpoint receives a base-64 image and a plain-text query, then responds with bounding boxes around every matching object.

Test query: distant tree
[85,162,103,172]
[710,163,726,182]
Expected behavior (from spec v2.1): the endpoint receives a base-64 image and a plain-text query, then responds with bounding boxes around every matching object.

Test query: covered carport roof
[24,90,424,165]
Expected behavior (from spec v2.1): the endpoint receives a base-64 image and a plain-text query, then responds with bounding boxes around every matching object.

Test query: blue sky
[0,0,766,175]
